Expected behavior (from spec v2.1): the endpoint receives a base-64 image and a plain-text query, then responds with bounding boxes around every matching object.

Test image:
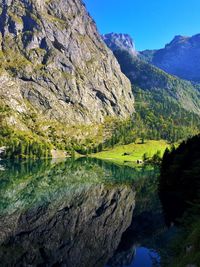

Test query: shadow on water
[0,158,174,267]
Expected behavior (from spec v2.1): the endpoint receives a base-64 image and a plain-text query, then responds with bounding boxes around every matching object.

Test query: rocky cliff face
[0,0,134,126]
[141,34,200,82]
[102,33,137,57]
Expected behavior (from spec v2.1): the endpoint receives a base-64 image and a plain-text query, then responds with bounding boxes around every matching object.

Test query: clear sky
[83,0,200,51]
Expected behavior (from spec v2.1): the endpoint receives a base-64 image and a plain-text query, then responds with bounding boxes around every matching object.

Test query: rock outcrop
[0,0,134,126]
[102,33,137,57]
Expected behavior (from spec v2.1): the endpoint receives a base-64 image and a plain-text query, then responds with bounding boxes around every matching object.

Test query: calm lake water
[0,158,174,267]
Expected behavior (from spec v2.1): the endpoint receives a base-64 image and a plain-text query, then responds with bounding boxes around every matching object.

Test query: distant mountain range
[102,33,200,115]
[102,33,200,141]
[103,33,200,83]
[141,34,200,82]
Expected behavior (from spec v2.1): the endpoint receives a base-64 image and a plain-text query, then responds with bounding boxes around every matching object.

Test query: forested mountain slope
[103,34,200,141]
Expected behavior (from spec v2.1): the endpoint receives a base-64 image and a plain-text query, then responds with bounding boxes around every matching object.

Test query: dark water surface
[0,158,173,267]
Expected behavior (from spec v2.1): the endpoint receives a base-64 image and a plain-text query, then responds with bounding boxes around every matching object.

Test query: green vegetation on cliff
[0,103,51,159]
[0,127,52,159]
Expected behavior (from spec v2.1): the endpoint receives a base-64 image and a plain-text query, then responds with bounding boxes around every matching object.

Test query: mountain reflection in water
[0,158,167,267]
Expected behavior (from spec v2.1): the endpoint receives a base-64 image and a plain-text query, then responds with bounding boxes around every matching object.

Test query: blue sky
[83,0,200,51]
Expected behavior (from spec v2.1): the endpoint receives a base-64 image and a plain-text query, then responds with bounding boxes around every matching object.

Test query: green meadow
[91,140,170,166]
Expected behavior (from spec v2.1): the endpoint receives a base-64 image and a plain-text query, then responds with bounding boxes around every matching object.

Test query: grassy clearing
[91,140,170,166]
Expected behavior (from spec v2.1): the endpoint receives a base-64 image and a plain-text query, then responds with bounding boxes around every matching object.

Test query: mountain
[141,34,200,82]
[0,0,134,128]
[114,50,200,115]
[102,33,137,57]
[103,33,200,141]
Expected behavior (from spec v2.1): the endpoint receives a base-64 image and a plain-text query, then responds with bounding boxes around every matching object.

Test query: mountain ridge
[102,32,200,141]
[140,33,200,82]
[103,32,200,116]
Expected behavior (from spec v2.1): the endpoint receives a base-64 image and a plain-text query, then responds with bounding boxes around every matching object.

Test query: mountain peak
[102,33,137,56]
[166,35,189,47]
[141,33,200,82]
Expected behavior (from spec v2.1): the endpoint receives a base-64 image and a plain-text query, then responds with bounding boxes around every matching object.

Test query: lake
[0,158,174,267]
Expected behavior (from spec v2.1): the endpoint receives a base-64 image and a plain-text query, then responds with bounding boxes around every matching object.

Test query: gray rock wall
[0,0,135,125]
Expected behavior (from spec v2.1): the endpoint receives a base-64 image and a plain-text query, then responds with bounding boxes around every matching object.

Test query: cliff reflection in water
[0,158,146,267]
